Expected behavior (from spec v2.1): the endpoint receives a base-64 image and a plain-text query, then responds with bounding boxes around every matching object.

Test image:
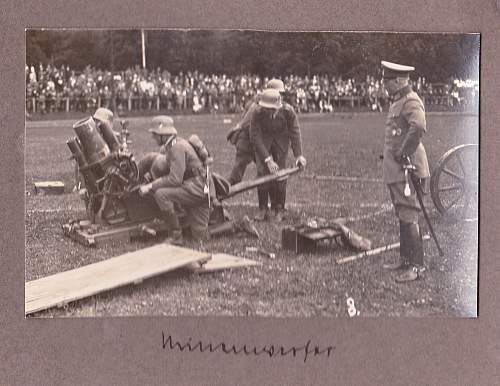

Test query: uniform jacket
[383,86,430,184]
[227,95,260,147]
[250,102,303,162]
[151,137,215,199]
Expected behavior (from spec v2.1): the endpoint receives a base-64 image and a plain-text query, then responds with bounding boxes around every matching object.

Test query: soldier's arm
[151,144,185,190]
[396,99,426,159]
[227,102,256,142]
[238,102,257,130]
[286,106,303,157]
[249,110,270,161]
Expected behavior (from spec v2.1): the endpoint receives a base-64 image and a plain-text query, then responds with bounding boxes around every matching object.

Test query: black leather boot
[383,221,409,270]
[161,211,184,246]
[408,223,424,267]
[395,223,423,283]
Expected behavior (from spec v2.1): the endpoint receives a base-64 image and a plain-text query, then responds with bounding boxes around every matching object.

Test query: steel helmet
[148,115,177,136]
[258,89,282,109]
[93,107,114,128]
[266,78,285,93]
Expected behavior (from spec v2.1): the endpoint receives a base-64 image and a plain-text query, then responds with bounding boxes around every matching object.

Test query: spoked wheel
[430,144,478,221]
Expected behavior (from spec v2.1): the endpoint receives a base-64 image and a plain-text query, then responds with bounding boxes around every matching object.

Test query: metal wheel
[430,144,478,221]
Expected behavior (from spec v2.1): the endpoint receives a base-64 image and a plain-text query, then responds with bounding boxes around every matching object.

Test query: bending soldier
[250,88,306,222]
[138,116,215,246]
[380,61,430,283]
[226,78,289,186]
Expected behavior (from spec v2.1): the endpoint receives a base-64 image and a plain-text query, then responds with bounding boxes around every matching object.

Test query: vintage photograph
[25,29,479,318]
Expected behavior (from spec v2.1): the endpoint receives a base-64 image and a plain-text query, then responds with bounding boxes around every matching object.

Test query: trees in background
[26,30,479,82]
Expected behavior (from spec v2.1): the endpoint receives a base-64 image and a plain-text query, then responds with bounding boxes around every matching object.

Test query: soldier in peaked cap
[138,115,215,246]
[250,88,306,222]
[380,61,430,283]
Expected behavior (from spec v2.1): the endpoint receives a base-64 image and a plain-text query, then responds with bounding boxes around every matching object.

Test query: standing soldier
[138,116,215,246]
[380,61,430,283]
[250,88,306,222]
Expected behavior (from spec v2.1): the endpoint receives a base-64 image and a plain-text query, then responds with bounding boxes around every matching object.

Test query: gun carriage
[63,116,300,246]
[429,143,478,222]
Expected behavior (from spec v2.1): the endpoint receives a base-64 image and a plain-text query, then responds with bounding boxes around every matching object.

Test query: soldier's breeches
[387,182,420,224]
[153,187,210,239]
[228,148,254,185]
[255,145,288,210]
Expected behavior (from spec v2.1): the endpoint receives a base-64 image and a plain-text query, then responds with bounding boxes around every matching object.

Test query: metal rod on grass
[336,235,430,265]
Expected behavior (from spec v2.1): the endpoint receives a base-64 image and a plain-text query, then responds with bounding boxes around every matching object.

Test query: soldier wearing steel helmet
[250,88,306,222]
[138,116,215,246]
[380,61,430,283]
[226,78,289,186]
[93,107,121,152]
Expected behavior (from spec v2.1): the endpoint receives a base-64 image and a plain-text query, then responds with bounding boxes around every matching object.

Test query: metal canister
[73,116,110,165]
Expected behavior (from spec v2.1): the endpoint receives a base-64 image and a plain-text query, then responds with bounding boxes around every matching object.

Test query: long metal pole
[141,29,146,69]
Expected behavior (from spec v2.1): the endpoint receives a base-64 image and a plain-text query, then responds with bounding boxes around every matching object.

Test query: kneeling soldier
[380,61,430,283]
[139,116,215,246]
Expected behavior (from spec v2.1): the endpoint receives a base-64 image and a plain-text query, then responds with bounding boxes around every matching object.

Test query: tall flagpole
[141,29,146,68]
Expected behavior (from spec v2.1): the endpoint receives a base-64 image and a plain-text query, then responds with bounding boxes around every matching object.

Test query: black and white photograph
[25,29,479,318]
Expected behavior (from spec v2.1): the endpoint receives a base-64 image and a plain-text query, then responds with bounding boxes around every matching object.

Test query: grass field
[25,111,479,317]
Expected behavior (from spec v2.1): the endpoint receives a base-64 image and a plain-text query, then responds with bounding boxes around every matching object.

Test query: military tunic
[150,137,214,238]
[383,86,429,183]
[250,102,303,211]
[383,86,430,223]
[227,97,259,185]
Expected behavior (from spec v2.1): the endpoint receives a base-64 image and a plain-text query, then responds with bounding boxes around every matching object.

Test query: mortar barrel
[73,116,110,165]
[66,137,98,193]
[99,122,120,152]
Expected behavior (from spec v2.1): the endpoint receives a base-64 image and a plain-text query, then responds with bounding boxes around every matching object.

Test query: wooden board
[62,220,168,246]
[25,244,211,315]
[188,253,261,274]
[34,181,65,195]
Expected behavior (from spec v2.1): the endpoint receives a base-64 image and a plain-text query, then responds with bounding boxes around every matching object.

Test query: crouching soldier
[380,61,430,283]
[138,116,215,246]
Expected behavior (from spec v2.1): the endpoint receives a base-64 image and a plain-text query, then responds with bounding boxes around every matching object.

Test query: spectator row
[26,64,479,115]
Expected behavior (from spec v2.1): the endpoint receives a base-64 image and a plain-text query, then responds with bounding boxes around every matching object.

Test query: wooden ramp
[25,244,210,315]
[189,253,261,274]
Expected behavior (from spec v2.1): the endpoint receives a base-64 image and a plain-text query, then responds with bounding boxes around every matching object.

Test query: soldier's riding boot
[395,223,422,283]
[161,211,184,246]
[383,221,410,270]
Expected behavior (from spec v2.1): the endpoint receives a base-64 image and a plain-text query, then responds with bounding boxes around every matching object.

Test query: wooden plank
[188,253,261,274]
[25,244,211,315]
[34,181,65,195]
[62,220,168,247]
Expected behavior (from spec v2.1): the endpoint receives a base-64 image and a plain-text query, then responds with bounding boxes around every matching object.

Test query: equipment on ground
[63,116,302,246]
[282,220,371,254]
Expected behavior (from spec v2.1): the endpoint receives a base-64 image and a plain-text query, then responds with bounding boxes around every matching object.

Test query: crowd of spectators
[25,64,479,115]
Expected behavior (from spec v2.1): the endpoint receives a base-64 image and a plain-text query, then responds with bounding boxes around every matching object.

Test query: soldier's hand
[266,159,279,174]
[139,183,153,196]
[394,149,406,164]
[295,155,307,169]
[143,172,153,183]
